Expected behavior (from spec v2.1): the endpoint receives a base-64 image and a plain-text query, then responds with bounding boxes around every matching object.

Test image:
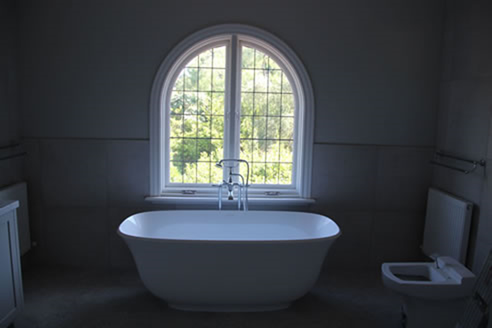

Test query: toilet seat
[382,256,475,300]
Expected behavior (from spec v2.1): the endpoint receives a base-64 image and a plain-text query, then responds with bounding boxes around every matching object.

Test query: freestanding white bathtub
[118,210,341,312]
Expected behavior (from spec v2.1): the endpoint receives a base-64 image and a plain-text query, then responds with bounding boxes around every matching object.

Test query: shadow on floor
[15,267,401,328]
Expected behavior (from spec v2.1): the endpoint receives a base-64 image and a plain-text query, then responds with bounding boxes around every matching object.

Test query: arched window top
[149,25,314,202]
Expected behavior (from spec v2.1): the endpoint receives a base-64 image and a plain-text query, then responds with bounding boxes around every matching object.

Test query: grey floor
[15,267,402,328]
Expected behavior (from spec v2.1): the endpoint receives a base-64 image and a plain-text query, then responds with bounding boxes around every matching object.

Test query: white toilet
[381,188,476,328]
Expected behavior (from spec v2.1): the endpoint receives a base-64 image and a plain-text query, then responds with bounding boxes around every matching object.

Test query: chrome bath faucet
[214,159,250,211]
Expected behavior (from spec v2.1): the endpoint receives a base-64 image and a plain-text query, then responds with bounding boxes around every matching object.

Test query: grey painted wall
[18,0,443,269]
[433,0,492,273]
[0,0,23,189]
[19,0,443,145]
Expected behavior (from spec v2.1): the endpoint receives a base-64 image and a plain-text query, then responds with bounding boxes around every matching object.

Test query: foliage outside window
[169,45,295,186]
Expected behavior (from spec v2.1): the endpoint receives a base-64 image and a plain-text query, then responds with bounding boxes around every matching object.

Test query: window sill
[144,196,315,206]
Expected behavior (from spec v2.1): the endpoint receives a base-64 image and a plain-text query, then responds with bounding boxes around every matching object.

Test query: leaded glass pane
[184,67,198,91]
[196,162,211,183]
[282,93,294,116]
[241,93,254,115]
[280,117,294,139]
[198,50,212,67]
[211,93,224,115]
[266,140,279,162]
[240,46,295,185]
[240,116,253,139]
[183,162,196,183]
[279,163,292,184]
[170,139,183,161]
[241,69,254,92]
[182,115,197,138]
[170,115,183,137]
[170,91,184,115]
[212,69,225,92]
[198,69,212,91]
[254,50,268,69]
[170,161,183,183]
[268,93,281,116]
[168,45,226,184]
[211,115,224,137]
[213,47,226,68]
[254,93,267,116]
[267,117,280,139]
[269,69,282,93]
[242,47,255,68]
[211,139,223,162]
[265,163,279,184]
[254,70,268,92]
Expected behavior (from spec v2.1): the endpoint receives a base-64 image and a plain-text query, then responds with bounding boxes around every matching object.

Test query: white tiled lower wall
[313,144,433,269]
[23,138,434,270]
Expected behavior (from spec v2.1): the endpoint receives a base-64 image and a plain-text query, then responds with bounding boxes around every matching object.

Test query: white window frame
[149,24,314,203]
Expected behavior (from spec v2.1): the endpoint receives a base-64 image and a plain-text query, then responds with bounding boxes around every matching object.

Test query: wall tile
[472,242,492,274]
[41,140,107,207]
[322,211,373,269]
[488,107,492,159]
[435,83,451,149]
[22,140,44,256]
[0,155,23,188]
[312,144,378,211]
[23,140,42,207]
[440,0,456,82]
[370,212,425,267]
[431,166,484,205]
[108,207,142,269]
[376,147,433,211]
[477,177,492,240]
[42,207,108,268]
[449,0,492,80]
[441,81,492,158]
[108,205,176,269]
[0,0,19,147]
[107,140,149,207]
[472,161,492,271]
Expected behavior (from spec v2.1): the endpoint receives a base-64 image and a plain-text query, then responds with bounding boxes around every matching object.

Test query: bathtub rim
[117,210,342,245]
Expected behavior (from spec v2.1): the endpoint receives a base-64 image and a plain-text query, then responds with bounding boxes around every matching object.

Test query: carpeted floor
[14,267,402,328]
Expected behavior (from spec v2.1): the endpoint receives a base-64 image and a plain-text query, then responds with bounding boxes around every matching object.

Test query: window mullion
[224,35,241,164]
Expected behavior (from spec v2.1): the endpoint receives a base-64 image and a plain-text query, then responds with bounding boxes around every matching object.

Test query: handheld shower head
[216,159,239,169]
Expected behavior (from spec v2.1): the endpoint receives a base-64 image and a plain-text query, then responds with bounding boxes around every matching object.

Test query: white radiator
[0,182,31,255]
[422,188,473,264]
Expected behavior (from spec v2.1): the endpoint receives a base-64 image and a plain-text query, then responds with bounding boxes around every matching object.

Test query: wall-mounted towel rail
[0,143,25,161]
[431,150,486,174]
[0,142,21,150]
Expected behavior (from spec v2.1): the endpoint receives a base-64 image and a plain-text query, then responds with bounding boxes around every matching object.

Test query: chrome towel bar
[0,143,26,161]
[431,150,486,174]
[0,142,21,150]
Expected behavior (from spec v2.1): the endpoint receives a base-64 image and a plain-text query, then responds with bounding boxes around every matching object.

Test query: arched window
[149,25,314,202]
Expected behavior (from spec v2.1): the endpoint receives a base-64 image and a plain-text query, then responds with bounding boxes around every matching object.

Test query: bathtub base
[168,302,291,312]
